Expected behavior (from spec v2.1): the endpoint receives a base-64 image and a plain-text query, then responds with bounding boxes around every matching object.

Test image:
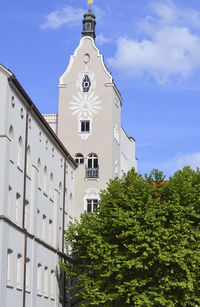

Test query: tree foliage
[61,167,200,306]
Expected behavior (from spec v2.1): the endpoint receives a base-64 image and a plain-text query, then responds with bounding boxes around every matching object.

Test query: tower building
[45,8,137,218]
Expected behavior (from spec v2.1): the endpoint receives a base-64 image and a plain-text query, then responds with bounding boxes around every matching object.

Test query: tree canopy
[61,167,200,306]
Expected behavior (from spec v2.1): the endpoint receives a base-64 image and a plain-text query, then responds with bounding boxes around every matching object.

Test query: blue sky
[1,0,200,178]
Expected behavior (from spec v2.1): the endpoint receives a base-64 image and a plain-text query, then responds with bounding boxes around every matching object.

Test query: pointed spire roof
[82,8,96,40]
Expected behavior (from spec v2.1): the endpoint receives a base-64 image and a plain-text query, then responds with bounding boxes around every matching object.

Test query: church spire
[82,8,96,40]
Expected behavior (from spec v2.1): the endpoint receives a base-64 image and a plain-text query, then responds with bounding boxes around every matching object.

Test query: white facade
[0,64,76,307]
[0,8,137,307]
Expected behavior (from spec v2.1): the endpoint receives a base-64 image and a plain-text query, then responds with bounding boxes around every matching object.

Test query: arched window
[8,186,12,219]
[43,166,47,194]
[37,264,42,295]
[24,200,30,232]
[42,215,46,241]
[7,249,13,286]
[16,193,21,226]
[17,136,23,169]
[49,173,54,201]
[17,254,23,290]
[59,227,62,251]
[9,126,14,162]
[26,258,31,292]
[64,188,67,213]
[50,270,55,299]
[37,159,41,188]
[86,154,98,178]
[37,210,40,237]
[59,182,63,209]
[26,146,31,177]
[44,266,49,297]
[49,220,53,246]
[75,153,84,164]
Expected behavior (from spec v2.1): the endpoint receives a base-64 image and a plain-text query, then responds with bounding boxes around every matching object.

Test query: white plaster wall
[0,66,76,307]
[120,127,137,177]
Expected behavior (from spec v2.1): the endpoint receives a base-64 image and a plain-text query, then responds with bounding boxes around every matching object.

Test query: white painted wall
[0,64,76,307]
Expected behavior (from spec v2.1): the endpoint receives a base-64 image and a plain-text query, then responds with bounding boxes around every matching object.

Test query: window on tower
[87,199,98,213]
[82,75,91,92]
[75,153,84,164]
[81,121,90,132]
[86,154,99,178]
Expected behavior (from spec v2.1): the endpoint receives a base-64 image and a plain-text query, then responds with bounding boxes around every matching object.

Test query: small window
[17,137,23,170]
[37,159,41,188]
[37,264,42,295]
[26,146,31,178]
[11,96,15,108]
[37,210,40,237]
[24,200,30,232]
[49,173,54,201]
[87,199,98,213]
[8,186,12,219]
[49,220,53,246]
[42,215,47,241]
[16,193,21,226]
[17,254,23,290]
[44,267,48,297]
[9,126,14,162]
[7,249,13,287]
[50,270,55,299]
[81,121,90,132]
[75,153,84,164]
[26,258,31,292]
[43,166,47,194]
[82,75,91,92]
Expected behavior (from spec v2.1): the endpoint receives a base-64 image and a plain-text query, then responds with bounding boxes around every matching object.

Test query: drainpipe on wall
[22,110,29,307]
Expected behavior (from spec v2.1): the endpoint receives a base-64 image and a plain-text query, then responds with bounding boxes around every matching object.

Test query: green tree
[61,167,200,306]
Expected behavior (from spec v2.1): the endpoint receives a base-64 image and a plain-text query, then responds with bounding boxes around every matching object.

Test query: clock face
[82,75,91,92]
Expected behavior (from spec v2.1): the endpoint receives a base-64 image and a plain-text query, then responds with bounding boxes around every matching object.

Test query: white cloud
[41,6,84,30]
[108,0,200,82]
[140,152,200,177]
[96,33,111,45]
[174,152,200,170]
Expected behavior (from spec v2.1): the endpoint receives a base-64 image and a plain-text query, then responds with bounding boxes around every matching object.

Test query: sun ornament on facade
[69,71,102,139]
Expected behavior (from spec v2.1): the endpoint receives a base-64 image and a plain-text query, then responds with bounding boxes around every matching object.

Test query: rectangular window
[87,199,98,213]
[81,121,90,132]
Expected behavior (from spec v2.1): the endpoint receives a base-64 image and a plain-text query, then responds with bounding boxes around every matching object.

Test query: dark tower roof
[82,8,96,40]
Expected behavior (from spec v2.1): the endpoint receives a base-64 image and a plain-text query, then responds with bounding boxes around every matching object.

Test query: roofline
[7,74,77,168]
[121,126,136,142]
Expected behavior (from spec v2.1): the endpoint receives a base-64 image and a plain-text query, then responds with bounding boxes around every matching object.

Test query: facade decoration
[69,70,101,140]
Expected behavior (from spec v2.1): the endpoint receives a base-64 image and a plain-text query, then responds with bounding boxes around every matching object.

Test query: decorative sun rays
[69,91,101,119]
